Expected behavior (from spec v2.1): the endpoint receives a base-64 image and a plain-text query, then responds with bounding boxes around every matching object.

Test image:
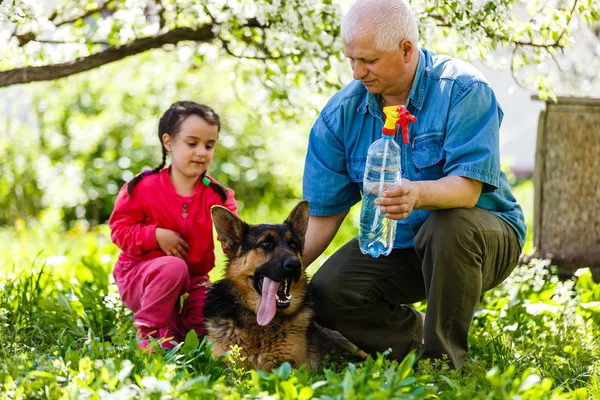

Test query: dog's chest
[207,310,313,369]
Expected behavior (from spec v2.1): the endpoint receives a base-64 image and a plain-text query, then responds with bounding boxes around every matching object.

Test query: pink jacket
[109,167,237,276]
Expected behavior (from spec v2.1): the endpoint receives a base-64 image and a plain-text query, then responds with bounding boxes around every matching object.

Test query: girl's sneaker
[137,327,180,352]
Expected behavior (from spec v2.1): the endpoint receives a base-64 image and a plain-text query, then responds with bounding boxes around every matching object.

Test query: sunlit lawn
[1,182,599,399]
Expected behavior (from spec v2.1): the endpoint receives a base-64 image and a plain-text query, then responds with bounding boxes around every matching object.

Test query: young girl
[109,101,237,350]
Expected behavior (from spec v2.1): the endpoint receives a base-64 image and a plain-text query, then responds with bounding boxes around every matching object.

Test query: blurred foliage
[0,51,315,226]
[1,0,599,227]
[2,0,599,98]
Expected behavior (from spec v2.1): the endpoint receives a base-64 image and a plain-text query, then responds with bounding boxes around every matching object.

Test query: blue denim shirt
[303,47,526,248]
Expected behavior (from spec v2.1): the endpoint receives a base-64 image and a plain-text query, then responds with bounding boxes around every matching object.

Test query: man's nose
[352,60,367,80]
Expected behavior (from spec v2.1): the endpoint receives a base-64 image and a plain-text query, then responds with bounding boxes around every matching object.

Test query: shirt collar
[357,47,427,114]
[407,48,426,110]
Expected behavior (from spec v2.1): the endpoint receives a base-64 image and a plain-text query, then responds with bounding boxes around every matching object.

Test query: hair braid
[127,145,168,197]
[203,172,228,203]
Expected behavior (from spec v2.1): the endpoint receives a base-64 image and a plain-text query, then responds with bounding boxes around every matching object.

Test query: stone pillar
[533,96,600,282]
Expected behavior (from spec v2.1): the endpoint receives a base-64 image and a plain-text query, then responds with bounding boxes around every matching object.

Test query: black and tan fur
[205,200,364,370]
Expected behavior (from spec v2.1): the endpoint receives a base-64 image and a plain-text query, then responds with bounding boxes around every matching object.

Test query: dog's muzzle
[256,276,293,308]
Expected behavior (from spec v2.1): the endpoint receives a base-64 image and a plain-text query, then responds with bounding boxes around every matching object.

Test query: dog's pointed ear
[284,200,309,240]
[211,206,247,255]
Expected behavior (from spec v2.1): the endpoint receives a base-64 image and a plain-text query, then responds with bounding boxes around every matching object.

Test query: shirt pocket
[411,132,445,180]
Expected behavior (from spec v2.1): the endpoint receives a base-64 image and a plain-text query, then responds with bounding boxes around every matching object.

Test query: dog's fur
[204,201,365,370]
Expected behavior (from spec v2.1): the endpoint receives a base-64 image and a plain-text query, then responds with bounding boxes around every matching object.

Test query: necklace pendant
[182,204,189,219]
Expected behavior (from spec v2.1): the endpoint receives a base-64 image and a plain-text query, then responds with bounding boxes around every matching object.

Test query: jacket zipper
[182,203,189,218]
[182,202,189,238]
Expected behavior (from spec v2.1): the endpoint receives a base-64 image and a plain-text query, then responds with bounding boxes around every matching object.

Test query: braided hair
[127,101,228,202]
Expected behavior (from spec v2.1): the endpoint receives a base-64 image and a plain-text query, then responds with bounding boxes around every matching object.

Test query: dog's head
[211,200,310,327]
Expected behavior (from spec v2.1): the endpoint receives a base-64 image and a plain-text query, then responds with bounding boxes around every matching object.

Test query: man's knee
[415,209,481,253]
[414,209,488,280]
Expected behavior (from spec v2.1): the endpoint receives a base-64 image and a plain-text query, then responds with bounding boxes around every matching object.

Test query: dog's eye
[289,242,298,251]
[261,241,271,249]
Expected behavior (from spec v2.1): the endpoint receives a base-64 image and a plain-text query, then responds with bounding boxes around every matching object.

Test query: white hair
[341,0,420,51]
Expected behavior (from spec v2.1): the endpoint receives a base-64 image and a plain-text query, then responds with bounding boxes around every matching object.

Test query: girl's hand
[156,228,190,259]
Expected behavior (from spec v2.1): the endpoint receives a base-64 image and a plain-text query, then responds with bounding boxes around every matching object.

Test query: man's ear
[284,200,309,247]
[162,133,172,151]
[400,40,414,60]
[211,206,248,255]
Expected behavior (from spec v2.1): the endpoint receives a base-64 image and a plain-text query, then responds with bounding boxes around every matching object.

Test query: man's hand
[156,228,190,259]
[375,176,483,220]
[375,179,420,220]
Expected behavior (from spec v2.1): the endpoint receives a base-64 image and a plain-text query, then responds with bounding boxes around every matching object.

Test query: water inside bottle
[359,192,394,257]
[359,185,397,258]
[358,139,401,258]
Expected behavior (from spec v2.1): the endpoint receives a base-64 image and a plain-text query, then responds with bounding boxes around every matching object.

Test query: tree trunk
[533,96,600,282]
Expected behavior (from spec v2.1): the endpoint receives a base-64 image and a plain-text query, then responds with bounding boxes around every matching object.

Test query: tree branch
[510,46,531,92]
[429,14,451,28]
[218,36,283,60]
[52,0,115,28]
[431,7,577,50]
[32,39,109,46]
[0,26,216,88]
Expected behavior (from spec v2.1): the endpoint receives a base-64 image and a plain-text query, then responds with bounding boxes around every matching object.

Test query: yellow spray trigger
[382,105,400,136]
[383,105,400,129]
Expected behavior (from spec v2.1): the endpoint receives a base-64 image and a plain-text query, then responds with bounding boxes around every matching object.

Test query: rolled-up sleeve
[302,112,361,216]
[443,81,502,193]
[109,185,158,255]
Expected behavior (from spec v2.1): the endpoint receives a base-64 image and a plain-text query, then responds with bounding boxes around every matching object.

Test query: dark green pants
[310,208,521,368]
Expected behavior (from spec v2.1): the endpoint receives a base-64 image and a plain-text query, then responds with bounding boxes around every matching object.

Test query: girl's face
[162,114,219,181]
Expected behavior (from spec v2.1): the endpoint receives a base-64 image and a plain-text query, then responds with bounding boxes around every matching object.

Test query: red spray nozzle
[396,106,417,144]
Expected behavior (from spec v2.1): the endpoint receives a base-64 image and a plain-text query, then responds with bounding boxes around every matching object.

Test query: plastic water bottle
[359,136,401,257]
[359,105,416,258]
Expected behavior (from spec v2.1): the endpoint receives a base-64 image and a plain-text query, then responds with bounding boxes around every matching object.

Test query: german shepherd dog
[204,200,365,370]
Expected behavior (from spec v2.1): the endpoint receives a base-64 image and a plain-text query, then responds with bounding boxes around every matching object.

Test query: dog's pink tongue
[257,277,278,326]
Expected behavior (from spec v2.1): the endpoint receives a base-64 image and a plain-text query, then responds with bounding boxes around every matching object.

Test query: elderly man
[302,0,525,368]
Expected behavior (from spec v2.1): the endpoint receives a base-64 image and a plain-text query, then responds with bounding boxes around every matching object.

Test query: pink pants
[113,256,209,341]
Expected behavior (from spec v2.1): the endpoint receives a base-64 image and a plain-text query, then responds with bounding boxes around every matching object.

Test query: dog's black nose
[283,258,301,272]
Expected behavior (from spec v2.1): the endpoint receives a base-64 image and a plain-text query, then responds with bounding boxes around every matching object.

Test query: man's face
[344,34,415,96]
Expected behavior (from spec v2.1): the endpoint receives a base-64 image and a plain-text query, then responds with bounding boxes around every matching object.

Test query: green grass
[1,206,599,399]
